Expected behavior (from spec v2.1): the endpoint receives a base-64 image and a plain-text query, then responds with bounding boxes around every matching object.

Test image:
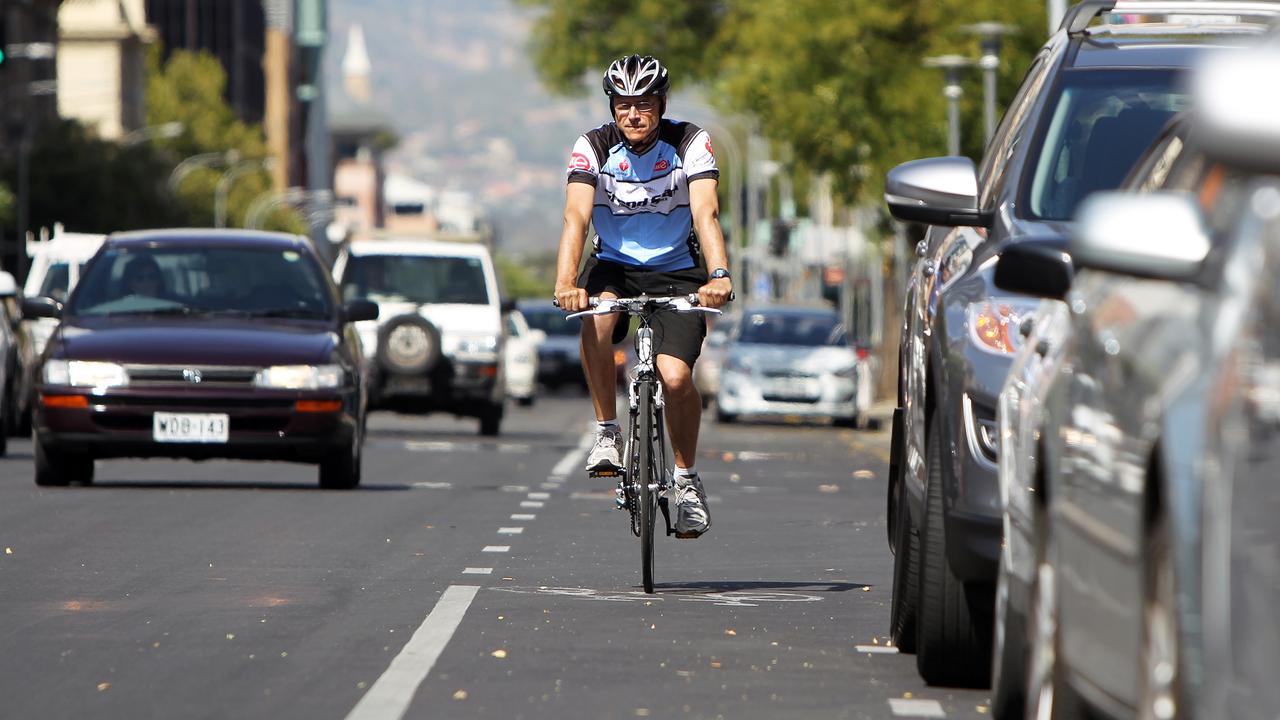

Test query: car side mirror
[884,156,993,228]
[500,298,517,314]
[0,271,17,299]
[1072,192,1210,281]
[1192,45,1280,172]
[342,298,379,323]
[994,241,1074,300]
[21,296,62,320]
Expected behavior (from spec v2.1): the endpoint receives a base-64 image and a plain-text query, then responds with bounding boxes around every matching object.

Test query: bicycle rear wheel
[638,381,657,594]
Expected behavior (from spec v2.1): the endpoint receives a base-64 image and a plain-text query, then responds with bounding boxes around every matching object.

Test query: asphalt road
[0,395,991,719]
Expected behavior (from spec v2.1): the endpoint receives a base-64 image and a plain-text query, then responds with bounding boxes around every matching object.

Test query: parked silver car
[715,306,868,427]
[990,38,1280,719]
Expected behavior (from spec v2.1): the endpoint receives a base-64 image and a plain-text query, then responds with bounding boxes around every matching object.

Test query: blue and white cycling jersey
[566,119,719,272]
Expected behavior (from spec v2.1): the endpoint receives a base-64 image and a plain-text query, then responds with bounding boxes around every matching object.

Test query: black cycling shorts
[576,256,708,368]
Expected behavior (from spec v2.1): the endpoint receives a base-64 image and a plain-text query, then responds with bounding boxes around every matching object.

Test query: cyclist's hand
[698,278,733,309]
[555,282,588,312]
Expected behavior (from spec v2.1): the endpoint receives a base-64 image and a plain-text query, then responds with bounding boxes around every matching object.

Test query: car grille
[761,369,816,380]
[125,365,259,388]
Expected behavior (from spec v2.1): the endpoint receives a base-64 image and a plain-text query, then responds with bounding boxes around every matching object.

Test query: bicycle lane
[398,415,993,720]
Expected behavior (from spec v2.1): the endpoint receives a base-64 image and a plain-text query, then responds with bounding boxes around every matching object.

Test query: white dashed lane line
[461,567,492,575]
[510,514,536,521]
[855,645,900,654]
[887,698,946,718]
[482,545,510,553]
[527,492,551,500]
[497,527,524,535]
[520,501,544,509]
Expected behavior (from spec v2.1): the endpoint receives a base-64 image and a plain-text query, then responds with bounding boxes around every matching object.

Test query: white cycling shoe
[585,428,623,471]
[672,473,711,538]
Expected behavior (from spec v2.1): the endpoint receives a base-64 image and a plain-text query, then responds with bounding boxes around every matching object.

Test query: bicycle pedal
[588,467,622,479]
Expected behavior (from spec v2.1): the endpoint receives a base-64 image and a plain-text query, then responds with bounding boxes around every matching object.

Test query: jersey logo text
[569,153,592,172]
[654,159,669,172]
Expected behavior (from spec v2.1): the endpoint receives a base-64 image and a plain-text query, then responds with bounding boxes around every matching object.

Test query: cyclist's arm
[690,177,733,308]
[554,182,594,312]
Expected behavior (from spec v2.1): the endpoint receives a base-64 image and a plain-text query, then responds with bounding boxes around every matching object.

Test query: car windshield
[341,255,490,305]
[737,312,844,347]
[521,309,580,336]
[67,245,334,319]
[1026,69,1187,221]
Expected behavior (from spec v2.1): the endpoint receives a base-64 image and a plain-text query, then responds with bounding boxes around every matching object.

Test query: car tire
[916,411,993,687]
[1023,520,1084,720]
[479,402,503,437]
[517,396,535,408]
[377,314,442,376]
[1139,510,1183,720]
[889,472,920,653]
[34,440,93,486]
[715,408,737,424]
[991,547,1024,718]
[319,427,362,490]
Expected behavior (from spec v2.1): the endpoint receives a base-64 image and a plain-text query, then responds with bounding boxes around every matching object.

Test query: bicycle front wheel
[638,381,657,594]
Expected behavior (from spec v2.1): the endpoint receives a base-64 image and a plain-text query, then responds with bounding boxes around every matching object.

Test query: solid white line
[482,546,510,553]
[550,431,595,478]
[461,567,492,575]
[344,585,480,720]
[855,645,900,654]
[527,492,550,500]
[510,513,536,521]
[497,527,524,535]
[887,698,946,718]
[520,501,544,509]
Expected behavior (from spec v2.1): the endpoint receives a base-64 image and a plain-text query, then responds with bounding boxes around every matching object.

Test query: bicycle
[564,294,726,593]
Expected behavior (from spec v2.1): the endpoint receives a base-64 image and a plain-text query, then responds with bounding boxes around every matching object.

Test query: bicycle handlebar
[558,292,733,320]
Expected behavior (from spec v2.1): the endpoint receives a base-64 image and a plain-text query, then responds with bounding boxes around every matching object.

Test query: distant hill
[326,0,599,254]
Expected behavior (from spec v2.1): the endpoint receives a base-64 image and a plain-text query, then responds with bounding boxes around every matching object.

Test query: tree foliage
[520,0,1046,203]
[147,48,304,233]
[495,251,556,299]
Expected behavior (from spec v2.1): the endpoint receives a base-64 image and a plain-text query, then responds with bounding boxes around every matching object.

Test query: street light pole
[962,22,1016,143]
[215,158,273,228]
[168,150,238,193]
[924,55,975,156]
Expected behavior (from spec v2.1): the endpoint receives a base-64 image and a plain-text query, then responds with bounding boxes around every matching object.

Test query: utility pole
[961,22,1016,144]
[924,55,974,156]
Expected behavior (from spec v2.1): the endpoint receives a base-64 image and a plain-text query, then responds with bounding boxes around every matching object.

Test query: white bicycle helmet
[602,54,671,99]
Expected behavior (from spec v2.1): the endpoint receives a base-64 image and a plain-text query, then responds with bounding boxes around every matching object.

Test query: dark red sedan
[23,229,378,488]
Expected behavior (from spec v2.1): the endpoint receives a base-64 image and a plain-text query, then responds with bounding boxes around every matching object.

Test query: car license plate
[767,379,815,400]
[153,412,229,443]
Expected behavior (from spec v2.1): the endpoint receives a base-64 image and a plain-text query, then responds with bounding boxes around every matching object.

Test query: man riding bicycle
[554,54,733,539]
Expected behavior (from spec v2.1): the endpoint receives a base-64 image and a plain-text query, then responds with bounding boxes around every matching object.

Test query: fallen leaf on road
[862,586,871,592]
[452,689,468,700]
[97,683,111,692]
[635,709,651,717]
[491,649,507,659]
[729,473,741,483]
[903,692,913,699]
[977,707,989,714]
[4,547,12,555]
[225,633,235,640]
[853,469,875,479]
[722,452,735,462]
[709,661,722,669]
[357,681,367,690]
[819,484,840,493]
[724,629,737,636]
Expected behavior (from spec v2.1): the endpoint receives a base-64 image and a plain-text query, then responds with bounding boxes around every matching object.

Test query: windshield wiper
[248,308,331,319]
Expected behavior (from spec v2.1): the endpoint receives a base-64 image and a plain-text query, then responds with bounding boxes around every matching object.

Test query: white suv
[333,239,507,435]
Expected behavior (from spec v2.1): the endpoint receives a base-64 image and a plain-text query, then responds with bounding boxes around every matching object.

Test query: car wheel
[34,440,93,486]
[319,426,362,490]
[479,402,503,436]
[517,396,535,408]
[991,539,1024,718]
[1139,511,1182,720]
[889,473,919,653]
[1023,516,1083,719]
[916,411,993,687]
[377,314,442,376]
[715,408,737,424]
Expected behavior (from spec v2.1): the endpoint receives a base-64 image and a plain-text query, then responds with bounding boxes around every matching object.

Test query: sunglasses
[613,98,659,114]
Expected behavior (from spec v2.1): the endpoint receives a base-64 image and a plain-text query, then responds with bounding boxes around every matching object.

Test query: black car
[24,229,377,489]
[881,0,1268,689]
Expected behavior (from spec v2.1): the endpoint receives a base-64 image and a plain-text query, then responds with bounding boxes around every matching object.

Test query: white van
[333,239,508,435]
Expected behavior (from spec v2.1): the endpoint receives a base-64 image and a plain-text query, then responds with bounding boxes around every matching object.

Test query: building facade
[56,0,156,141]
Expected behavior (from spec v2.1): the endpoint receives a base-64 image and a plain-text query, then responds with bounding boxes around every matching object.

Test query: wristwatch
[710,267,731,280]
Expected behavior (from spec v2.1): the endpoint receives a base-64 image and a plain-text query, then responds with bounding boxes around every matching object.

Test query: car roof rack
[1061,0,1280,35]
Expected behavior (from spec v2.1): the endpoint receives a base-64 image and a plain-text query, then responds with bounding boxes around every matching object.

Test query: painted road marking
[482,546,510,553]
[501,485,529,493]
[550,431,595,478]
[510,513,536,521]
[528,492,550,500]
[887,698,946,718]
[520,501,544,509]
[497,527,524,535]
[461,567,492,575]
[343,584,479,720]
[411,481,452,489]
[540,482,560,490]
[855,645,900,654]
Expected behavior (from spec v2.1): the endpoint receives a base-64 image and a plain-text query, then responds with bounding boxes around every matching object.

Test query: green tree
[520,0,1046,203]
[495,251,556,299]
[147,48,304,233]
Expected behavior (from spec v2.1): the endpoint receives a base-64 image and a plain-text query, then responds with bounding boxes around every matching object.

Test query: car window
[521,309,580,336]
[39,263,71,303]
[341,255,490,305]
[1026,69,1187,221]
[737,312,842,347]
[978,51,1055,208]
[69,246,333,319]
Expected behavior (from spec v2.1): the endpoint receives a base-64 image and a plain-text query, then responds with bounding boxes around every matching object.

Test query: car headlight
[253,364,343,390]
[967,300,1039,355]
[462,335,499,354]
[43,360,129,389]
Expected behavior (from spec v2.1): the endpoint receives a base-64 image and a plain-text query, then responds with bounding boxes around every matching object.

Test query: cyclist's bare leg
[656,353,701,469]
[579,291,620,422]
